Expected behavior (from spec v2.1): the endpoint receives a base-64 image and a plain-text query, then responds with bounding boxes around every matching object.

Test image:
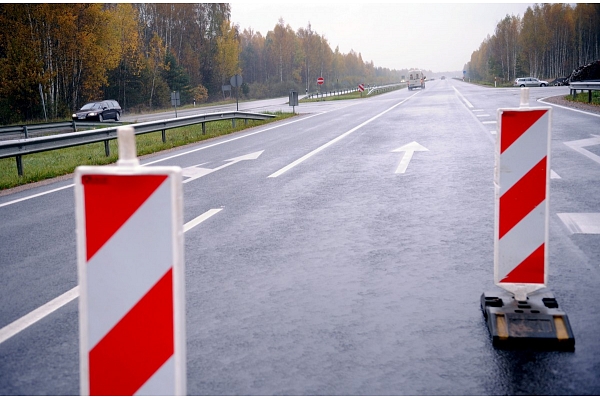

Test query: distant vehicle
[72,100,121,122]
[513,77,548,87]
[549,77,567,86]
[441,76,446,80]
[407,69,425,91]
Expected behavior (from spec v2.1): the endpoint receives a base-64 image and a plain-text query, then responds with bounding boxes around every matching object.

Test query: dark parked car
[549,77,567,86]
[72,100,121,122]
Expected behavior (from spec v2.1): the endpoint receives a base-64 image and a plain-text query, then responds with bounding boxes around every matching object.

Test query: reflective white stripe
[498,111,549,196]
[87,177,173,348]
[134,356,175,395]
[496,201,546,281]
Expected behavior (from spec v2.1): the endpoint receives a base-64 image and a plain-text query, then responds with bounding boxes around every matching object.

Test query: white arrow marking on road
[182,150,264,183]
[392,141,429,174]
[564,135,600,166]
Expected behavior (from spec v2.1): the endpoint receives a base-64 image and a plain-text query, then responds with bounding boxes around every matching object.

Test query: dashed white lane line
[482,121,497,125]
[0,287,80,345]
[268,92,421,178]
[0,208,223,346]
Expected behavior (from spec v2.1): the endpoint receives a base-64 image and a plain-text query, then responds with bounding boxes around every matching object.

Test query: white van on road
[407,69,425,91]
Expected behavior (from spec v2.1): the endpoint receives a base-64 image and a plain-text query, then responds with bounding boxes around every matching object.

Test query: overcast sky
[229,2,533,73]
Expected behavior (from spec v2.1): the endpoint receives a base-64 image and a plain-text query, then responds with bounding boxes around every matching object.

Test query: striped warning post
[494,107,551,300]
[75,166,185,395]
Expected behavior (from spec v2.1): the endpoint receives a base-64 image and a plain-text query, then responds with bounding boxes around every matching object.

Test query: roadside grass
[0,112,294,191]
[567,90,600,106]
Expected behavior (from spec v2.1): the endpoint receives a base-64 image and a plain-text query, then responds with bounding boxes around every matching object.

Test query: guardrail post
[588,90,592,103]
[104,140,110,157]
[232,119,236,128]
[244,119,248,125]
[72,121,77,132]
[162,129,166,143]
[16,155,23,176]
[23,126,28,139]
[202,122,206,134]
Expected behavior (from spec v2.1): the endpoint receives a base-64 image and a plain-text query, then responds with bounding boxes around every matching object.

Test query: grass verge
[566,90,600,105]
[0,112,294,191]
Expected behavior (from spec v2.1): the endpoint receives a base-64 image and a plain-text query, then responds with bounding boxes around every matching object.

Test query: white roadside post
[75,127,186,395]
[481,88,574,351]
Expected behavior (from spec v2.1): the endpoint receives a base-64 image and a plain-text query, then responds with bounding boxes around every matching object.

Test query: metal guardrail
[569,81,600,103]
[367,83,406,95]
[0,110,275,176]
[305,88,358,100]
[0,120,122,139]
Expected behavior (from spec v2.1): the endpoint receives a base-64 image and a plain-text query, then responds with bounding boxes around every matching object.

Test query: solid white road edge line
[452,86,474,108]
[538,98,600,118]
[0,184,75,209]
[0,208,222,346]
[268,92,421,178]
[0,112,328,209]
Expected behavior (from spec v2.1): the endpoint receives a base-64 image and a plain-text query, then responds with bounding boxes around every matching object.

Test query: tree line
[0,4,405,125]
[465,3,600,84]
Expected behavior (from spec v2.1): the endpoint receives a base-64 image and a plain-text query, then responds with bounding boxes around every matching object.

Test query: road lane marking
[482,121,497,125]
[0,208,222,345]
[551,170,562,179]
[0,287,79,345]
[268,93,421,178]
[538,98,600,118]
[564,135,600,166]
[182,151,263,184]
[0,112,329,208]
[557,213,600,234]
[142,113,325,166]
[452,86,474,108]
[183,208,222,231]
[0,184,75,209]
[392,142,429,174]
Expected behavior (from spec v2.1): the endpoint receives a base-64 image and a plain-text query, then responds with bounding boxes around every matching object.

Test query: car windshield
[80,103,101,111]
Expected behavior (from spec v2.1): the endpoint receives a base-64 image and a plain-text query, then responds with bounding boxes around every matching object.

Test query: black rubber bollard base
[481,289,575,351]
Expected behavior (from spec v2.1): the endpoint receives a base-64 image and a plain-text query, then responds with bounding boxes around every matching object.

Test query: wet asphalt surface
[0,80,599,395]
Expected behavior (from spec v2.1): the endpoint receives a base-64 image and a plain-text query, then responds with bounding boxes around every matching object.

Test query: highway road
[1,79,599,395]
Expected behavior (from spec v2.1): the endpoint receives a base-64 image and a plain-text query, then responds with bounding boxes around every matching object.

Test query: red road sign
[358,83,365,92]
[317,77,324,85]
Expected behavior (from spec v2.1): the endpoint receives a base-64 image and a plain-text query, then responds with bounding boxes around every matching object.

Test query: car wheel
[115,112,120,121]
[98,113,103,122]
[520,84,525,87]
[541,83,546,87]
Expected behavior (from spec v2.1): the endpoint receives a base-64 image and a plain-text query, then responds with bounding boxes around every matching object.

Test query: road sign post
[317,77,324,100]
[230,74,243,111]
[75,127,186,394]
[289,90,298,113]
[171,91,180,118]
[481,88,574,350]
